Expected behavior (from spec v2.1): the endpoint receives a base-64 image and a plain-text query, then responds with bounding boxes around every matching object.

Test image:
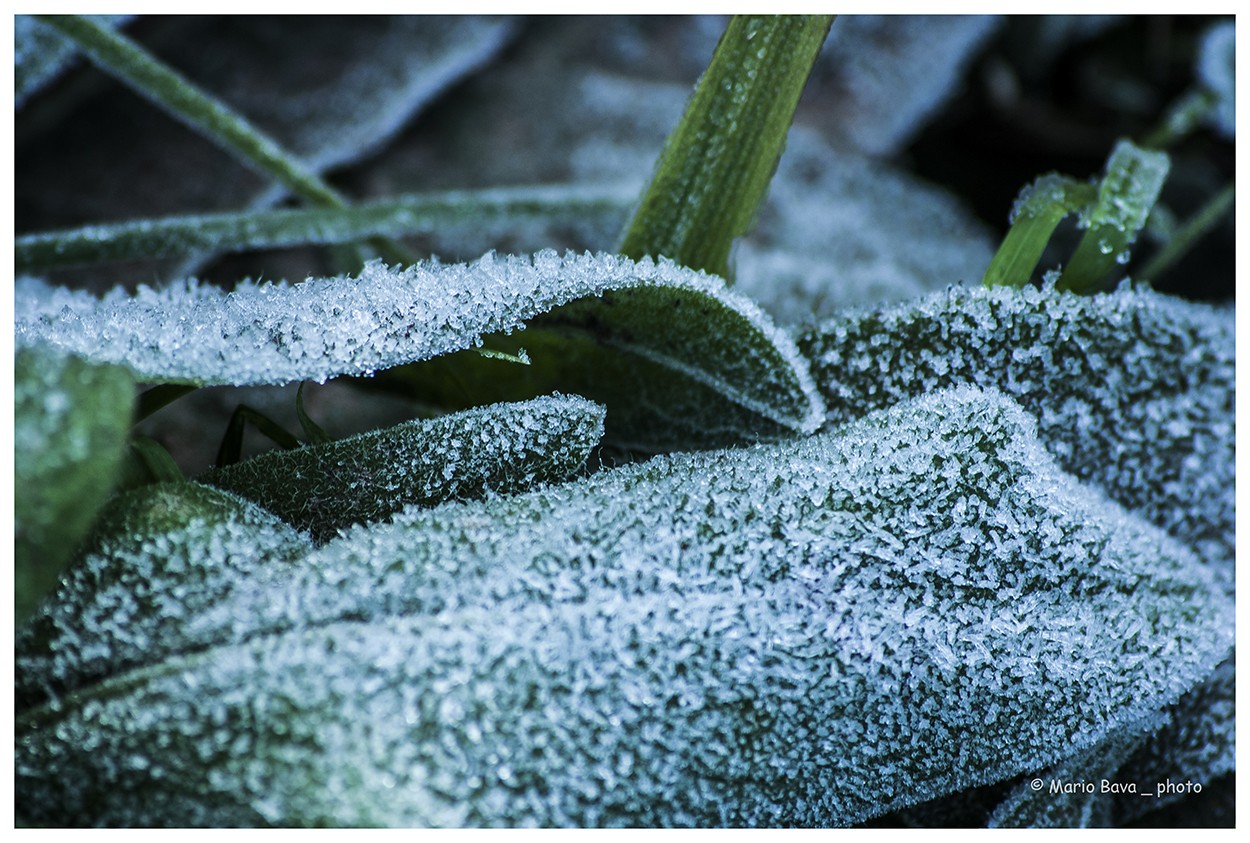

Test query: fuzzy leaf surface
[15,387,1232,826]
[16,482,312,710]
[201,394,605,542]
[16,250,825,450]
[799,284,1235,581]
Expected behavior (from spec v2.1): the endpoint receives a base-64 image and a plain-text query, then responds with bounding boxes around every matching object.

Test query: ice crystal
[15,387,1232,826]
[799,283,1235,582]
[16,482,312,710]
[201,394,605,542]
[15,251,825,448]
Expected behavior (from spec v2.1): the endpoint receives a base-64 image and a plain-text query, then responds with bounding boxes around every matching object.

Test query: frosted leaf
[14,343,134,622]
[1109,656,1236,825]
[15,250,826,450]
[988,651,1235,827]
[15,482,312,710]
[1196,20,1235,139]
[14,15,133,109]
[807,15,1002,156]
[15,387,1233,826]
[988,711,1170,828]
[201,394,605,542]
[799,284,1235,583]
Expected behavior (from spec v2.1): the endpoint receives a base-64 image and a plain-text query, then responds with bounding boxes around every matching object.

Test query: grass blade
[1137,183,1235,286]
[618,14,834,280]
[16,183,637,272]
[1057,140,1170,293]
[981,175,1096,288]
[37,15,344,209]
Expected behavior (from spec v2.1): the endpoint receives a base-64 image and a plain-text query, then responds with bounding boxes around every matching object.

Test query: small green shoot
[295,384,331,445]
[135,383,197,423]
[120,435,185,489]
[215,404,301,468]
[981,175,1096,289]
[1057,140,1169,292]
[983,139,1169,293]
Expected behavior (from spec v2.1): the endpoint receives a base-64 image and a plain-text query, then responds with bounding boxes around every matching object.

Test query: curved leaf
[201,394,605,542]
[16,387,1232,826]
[14,344,133,623]
[16,250,826,450]
[798,283,1235,580]
[16,481,312,710]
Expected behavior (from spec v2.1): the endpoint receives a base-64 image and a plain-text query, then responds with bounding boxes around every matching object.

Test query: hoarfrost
[201,394,605,542]
[16,482,312,710]
[15,250,826,444]
[15,387,1232,826]
[799,284,1235,582]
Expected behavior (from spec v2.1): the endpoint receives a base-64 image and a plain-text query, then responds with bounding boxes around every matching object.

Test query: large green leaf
[16,481,311,710]
[201,394,605,542]
[798,283,1235,579]
[14,344,133,623]
[16,250,826,450]
[16,387,1232,826]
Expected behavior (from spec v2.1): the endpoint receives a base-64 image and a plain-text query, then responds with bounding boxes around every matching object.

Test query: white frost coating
[15,387,1233,826]
[800,283,1235,584]
[1197,20,1235,140]
[16,482,312,710]
[13,251,819,434]
[989,711,1171,828]
[201,394,606,542]
[734,128,996,324]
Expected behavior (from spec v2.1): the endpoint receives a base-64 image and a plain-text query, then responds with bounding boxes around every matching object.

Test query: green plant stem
[618,14,834,281]
[37,14,344,208]
[135,384,197,422]
[35,15,415,267]
[982,176,1096,288]
[1137,184,1235,284]
[216,404,302,468]
[16,184,637,272]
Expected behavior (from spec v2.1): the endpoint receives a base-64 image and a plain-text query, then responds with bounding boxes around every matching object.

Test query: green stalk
[618,14,834,281]
[1141,88,1217,150]
[982,176,1097,288]
[1137,183,1235,284]
[37,15,344,208]
[36,15,415,267]
[16,183,637,272]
